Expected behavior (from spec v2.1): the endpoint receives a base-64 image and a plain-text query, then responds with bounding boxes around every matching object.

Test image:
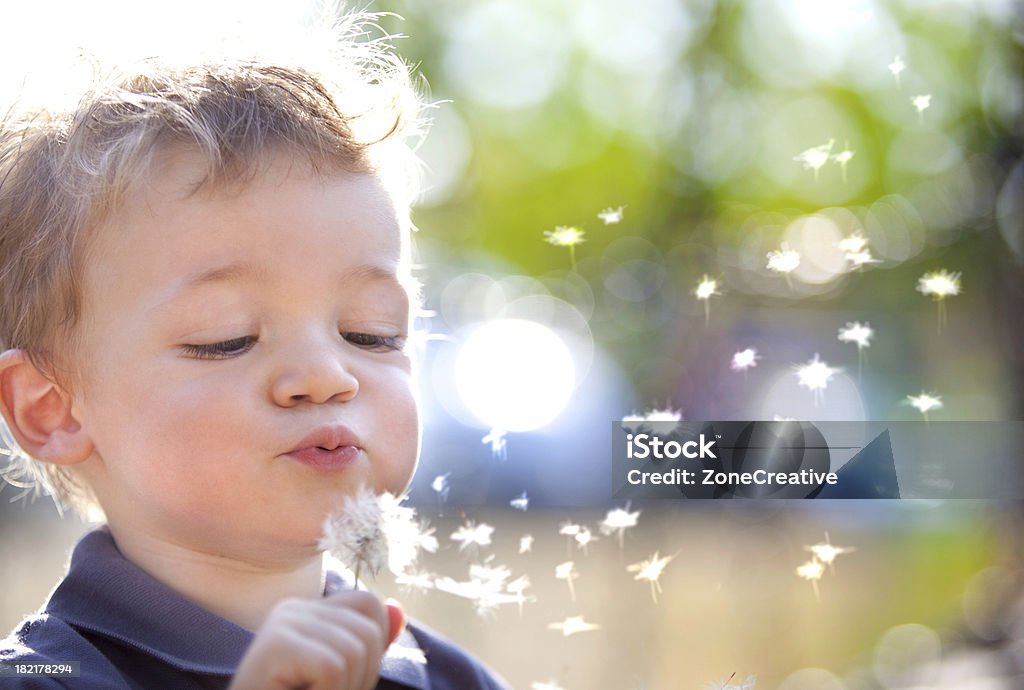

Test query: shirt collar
[46,528,429,688]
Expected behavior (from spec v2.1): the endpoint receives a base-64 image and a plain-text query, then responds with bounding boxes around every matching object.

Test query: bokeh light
[454,318,576,432]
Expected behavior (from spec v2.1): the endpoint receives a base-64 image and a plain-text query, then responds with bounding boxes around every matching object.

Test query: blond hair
[0,10,425,515]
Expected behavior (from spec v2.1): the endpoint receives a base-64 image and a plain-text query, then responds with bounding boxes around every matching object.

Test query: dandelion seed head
[544,225,586,247]
[837,322,874,350]
[730,348,760,371]
[319,486,387,581]
[794,354,839,395]
[597,206,625,225]
[917,270,961,299]
[766,246,801,273]
[519,534,534,553]
[912,94,932,114]
[906,392,943,414]
[547,615,600,636]
[558,522,582,537]
[695,275,721,301]
[793,139,835,174]
[375,493,438,576]
[888,56,905,78]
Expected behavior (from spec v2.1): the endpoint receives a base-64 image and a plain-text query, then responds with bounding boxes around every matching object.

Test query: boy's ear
[0,350,94,466]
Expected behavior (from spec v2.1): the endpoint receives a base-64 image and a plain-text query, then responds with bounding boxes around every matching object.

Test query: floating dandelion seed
[482,427,507,459]
[837,232,868,255]
[555,561,580,601]
[509,491,529,511]
[470,562,512,589]
[376,492,438,577]
[532,681,566,690]
[519,534,534,554]
[766,246,800,287]
[730,348,760,373]
[917,269,961,333]
[507,575,531,615]
[845,248,881,269]
[450,521,494,551]
[320,487,387,588]
[394,570,437,592]
[435,569,527,616]
[544,225,585,269]
[912,94,932,122]
[575,527,597,555]
[627,552,676,603]
[431,472,451,506]
[831,144,855,182]
[838,321,874,380]
[706,673,758,690]
[794,354,840,406]
[805,532,856,575]
[694,275,721,326]
[597,206,625,225]
[796,559,825,600]
[906,392,943,421]
[600,504,641,549]
[888,56,905,85]
[621,407,683,433]
[547,615,600,637]
[794,138,835,179]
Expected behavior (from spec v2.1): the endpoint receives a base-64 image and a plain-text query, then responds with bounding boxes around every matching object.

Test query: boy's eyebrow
[161,260,406,305]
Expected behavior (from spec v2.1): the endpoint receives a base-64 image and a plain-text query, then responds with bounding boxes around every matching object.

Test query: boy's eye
[180,335,257,359]
[343,332,407,352]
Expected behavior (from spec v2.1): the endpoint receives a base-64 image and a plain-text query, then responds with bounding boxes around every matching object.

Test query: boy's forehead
[84,146,413,300]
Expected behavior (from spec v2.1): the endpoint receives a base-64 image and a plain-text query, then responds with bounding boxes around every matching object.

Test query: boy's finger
[385,599,406,648]
[325,590,389,633]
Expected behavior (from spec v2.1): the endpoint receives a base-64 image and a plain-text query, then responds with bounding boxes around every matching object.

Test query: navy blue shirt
[1,528,510,689]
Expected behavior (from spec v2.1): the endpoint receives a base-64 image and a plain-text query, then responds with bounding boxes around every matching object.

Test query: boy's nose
[270,344,359,406]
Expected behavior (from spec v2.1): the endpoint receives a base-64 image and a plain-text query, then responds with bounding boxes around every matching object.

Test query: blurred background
[2,0,1024,688]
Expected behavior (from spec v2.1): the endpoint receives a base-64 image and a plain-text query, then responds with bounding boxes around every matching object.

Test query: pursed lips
[286,424,362,470]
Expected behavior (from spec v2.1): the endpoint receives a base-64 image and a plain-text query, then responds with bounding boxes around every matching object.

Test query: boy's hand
[228,592,406,690]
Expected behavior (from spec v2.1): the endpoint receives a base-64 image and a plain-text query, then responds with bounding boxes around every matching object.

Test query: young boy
[0,12,509,690]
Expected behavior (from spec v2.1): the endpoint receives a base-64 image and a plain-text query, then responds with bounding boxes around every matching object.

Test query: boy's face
[68,149,419,562]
